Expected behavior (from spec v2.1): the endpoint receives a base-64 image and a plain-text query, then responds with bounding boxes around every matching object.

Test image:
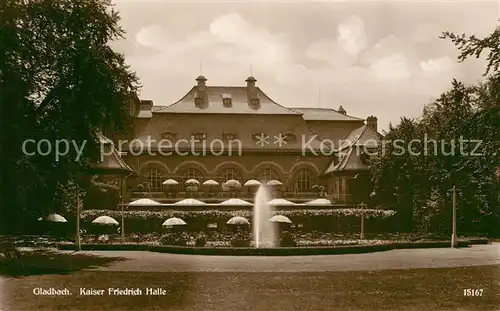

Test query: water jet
[253,185,276,248]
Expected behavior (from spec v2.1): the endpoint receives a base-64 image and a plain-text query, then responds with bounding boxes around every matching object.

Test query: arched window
[144,168,165,191]
[184,168,204,182]
[256,168,280,183]
[294,168,315,192]
[218,168,241,183]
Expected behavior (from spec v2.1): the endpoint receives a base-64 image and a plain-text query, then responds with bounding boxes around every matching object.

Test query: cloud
[420,56,453,73]
[358,34,412,81]
[303,15,368,69]
[207,13,291,65]
[370,54,410,80]
[304,39,357,68]
[135,24,170,50]
[275,64,310,86]
[305,32,414,84]
[134,13,291,70]
[337,15,368,55]
[412,23,442,43]
[360,35,404,65]
[117,4,489,131]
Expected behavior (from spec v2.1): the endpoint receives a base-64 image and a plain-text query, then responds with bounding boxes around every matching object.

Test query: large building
[119,75,382,205]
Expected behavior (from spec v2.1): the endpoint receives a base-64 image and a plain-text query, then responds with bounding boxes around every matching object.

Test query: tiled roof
[324,125,382,174]
[336,125,381,151]
[154,86,301,115]
[292,108,364,121]
[324,148,371,173]
[133,105,164,119]
[89,132,135,175]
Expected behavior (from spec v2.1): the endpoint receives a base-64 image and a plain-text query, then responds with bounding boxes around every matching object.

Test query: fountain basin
[57,240,476,255]
[150,244,395,255]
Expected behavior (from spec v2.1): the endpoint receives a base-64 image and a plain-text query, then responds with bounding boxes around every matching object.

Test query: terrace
[129,190,353,204]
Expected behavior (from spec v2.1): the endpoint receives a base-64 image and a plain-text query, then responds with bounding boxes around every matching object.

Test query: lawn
[2,265,499,310]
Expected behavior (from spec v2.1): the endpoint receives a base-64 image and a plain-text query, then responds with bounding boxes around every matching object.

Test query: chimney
[196,75,207,87]
[246,76,260,108]
[337,105,346,115]
[366,115,378,132]
[195,75,207,108]
[246,75,256,87]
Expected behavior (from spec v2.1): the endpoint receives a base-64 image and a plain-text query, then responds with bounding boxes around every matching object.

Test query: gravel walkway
[60,243,500,272]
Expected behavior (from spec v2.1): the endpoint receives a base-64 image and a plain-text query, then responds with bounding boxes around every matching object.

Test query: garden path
[61,243,500,272]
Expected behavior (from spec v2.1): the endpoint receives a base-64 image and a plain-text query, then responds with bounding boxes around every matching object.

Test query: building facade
[119,75,381,204]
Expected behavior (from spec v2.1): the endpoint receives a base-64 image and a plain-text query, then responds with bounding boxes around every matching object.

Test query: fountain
[253,185,276,248]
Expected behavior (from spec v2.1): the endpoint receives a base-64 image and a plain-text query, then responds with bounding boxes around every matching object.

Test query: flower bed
[296,239,386,247]
[72,232,488,248]
[81,208,396,222]
[78,209,397,234]
[206,241,230,247]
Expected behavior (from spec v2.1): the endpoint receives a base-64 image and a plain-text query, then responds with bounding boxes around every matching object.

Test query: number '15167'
[463,289,483,296]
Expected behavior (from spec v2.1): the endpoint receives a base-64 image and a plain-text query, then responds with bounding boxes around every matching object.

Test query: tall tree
[370,28,500,236]
[0,0,139,232]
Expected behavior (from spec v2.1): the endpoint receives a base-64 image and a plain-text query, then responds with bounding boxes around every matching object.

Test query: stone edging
[57,239,489,256]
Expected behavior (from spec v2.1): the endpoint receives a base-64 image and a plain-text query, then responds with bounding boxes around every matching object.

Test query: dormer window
[161,132,176,141]
[194,97,203,107]
[221,93,232,107]
[191,132,206,141]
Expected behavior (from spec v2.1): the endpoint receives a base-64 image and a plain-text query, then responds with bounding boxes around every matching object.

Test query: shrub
[195,233,207,247]
[160,233,188,246]
[0,241,20,262]
[97,234,110,243]
[160,234,175,245]
[279,232,297,247]
[175,233,188,246]
[81,208,396,223]
[206,241,231,247]
[230,232,251,247]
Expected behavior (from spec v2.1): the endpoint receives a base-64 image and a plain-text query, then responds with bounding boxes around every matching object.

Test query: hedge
[81,208,396,222]
[59,243,151,251]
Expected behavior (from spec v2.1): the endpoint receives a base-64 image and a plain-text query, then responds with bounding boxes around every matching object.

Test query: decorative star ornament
[255,133,269,147]
[273,133,287,147]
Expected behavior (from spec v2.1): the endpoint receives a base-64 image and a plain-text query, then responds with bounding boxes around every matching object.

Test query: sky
[111,0,498,131]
